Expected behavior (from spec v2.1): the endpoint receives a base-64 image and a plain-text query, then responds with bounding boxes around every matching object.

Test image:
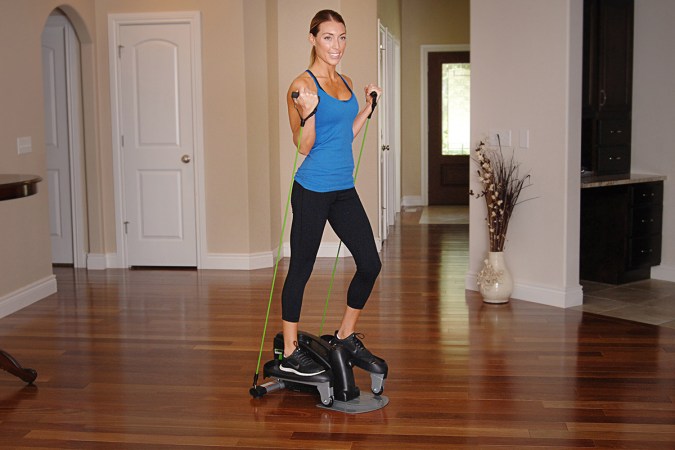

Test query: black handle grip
[368,91,378,119]
[292,92,319,127]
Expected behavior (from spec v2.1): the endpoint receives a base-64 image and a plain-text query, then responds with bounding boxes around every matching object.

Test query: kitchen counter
[581,173,667,189]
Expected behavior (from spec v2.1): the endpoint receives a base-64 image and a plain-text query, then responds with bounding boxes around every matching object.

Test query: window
[441,63,470,156]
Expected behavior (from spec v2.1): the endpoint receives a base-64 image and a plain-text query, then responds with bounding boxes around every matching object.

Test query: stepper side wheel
[369,372,386,397]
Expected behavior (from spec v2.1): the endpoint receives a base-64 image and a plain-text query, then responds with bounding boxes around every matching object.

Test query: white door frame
[65,17,87,268]
[377,21,387,242]
[43,13,87,268]
[391,34,402,224]
[108,12,206,268]
[420,44,470,206]
[377,21,401,241]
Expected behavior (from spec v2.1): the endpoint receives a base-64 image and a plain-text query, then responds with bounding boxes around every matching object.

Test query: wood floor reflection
[1,208,674,448]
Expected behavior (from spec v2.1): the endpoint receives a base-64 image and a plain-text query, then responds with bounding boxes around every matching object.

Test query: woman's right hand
[292,87,319,119]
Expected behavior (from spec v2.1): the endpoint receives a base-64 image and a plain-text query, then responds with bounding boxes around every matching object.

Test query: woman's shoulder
[290,70,316,91]
[339,73,354,89]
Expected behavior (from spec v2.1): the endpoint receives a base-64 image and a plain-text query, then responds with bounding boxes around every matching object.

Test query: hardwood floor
[1,209,674,448]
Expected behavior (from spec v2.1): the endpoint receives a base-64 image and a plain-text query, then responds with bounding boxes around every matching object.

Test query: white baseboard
[283,242,353,259]
[0,275,57,319]
[87,239,384,272]
[200,245,350,270]
[200,243,358,271]
[87,253,109,270]
[465,272,583,308]
[401,195,424,207]
[201,251,273,270]
[651,264,675,283]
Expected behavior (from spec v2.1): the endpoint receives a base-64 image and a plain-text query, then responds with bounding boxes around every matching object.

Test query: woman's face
[310,20,347,66]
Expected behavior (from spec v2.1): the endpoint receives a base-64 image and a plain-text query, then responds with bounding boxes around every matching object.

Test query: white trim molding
[401,195,424,207]
[465,272,583,309]
[651,264,675,283]
[199,238,385,270]
[0,276,57,320]
[201,252,274,271]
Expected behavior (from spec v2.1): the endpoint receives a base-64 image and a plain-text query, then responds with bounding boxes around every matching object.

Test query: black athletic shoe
[333,331,386,370]
[280,344,325,377]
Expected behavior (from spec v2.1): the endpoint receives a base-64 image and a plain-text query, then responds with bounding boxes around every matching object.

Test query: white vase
[478,251,513,304]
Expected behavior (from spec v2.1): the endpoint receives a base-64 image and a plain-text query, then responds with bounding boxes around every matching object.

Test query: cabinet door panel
[597,0,634,113]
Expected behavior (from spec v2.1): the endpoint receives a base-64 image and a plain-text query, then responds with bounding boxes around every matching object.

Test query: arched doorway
[41,6,95,268]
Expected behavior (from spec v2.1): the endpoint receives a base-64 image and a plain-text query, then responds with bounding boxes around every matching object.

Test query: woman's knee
[358,256,381,281]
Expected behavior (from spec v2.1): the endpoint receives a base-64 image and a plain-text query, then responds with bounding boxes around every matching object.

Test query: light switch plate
[519,129,529,148]
[489,129,511,147]
[17,136,32,154]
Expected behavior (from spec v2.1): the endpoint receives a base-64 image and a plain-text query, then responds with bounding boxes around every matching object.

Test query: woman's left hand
[364,84,382,104]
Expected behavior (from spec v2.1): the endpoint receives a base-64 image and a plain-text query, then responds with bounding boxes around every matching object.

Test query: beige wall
[400,0,469,203]
[469,0,675,306]
[469,0,584,307]
[0,0,381,313]
[632,0,675,281]
[4,0,671,316]
[0,0,96,310]
[378,0,401,40]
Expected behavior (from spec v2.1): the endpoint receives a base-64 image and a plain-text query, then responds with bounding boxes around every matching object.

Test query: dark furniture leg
[0,349,37,384]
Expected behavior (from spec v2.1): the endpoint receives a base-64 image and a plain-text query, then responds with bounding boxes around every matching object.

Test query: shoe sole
[279,365,325,377]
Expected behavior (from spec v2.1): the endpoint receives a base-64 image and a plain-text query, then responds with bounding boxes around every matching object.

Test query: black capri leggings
[281,181,381,323]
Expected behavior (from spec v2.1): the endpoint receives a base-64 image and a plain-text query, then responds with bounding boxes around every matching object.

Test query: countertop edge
[581,173,667,189]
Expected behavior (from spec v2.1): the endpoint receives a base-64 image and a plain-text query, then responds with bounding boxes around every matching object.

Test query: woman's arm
[287,80,318,155]
[352,82,382,139]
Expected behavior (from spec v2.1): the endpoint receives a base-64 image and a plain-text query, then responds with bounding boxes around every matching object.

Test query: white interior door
[42,16,73,264]
[378,23,390,242]
[378,22,400,242]
[117,22,197,266]
[385,32,399,228]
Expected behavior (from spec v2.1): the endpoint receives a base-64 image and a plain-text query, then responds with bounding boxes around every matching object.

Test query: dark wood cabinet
[581,0,634,176]
[580,181,663,284]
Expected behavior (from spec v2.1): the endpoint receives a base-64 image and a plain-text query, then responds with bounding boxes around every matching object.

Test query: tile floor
[419,205,675,329]
[574,279,675,329]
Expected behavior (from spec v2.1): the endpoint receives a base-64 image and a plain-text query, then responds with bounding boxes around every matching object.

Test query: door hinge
[118,45,124,58]
[123,221,129,234]
[121,135,124,147]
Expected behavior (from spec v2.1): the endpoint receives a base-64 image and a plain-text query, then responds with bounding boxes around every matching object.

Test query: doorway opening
[427,51,470,205]
[42,9,86,267]
[421,45,471,206]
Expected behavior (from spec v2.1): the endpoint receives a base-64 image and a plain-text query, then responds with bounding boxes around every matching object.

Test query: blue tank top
[294,70,359,192]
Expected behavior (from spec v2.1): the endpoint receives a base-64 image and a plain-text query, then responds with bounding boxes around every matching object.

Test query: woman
[280,9,384,376]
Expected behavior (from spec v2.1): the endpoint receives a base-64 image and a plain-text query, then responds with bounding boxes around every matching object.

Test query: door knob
[181,155,191,164]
